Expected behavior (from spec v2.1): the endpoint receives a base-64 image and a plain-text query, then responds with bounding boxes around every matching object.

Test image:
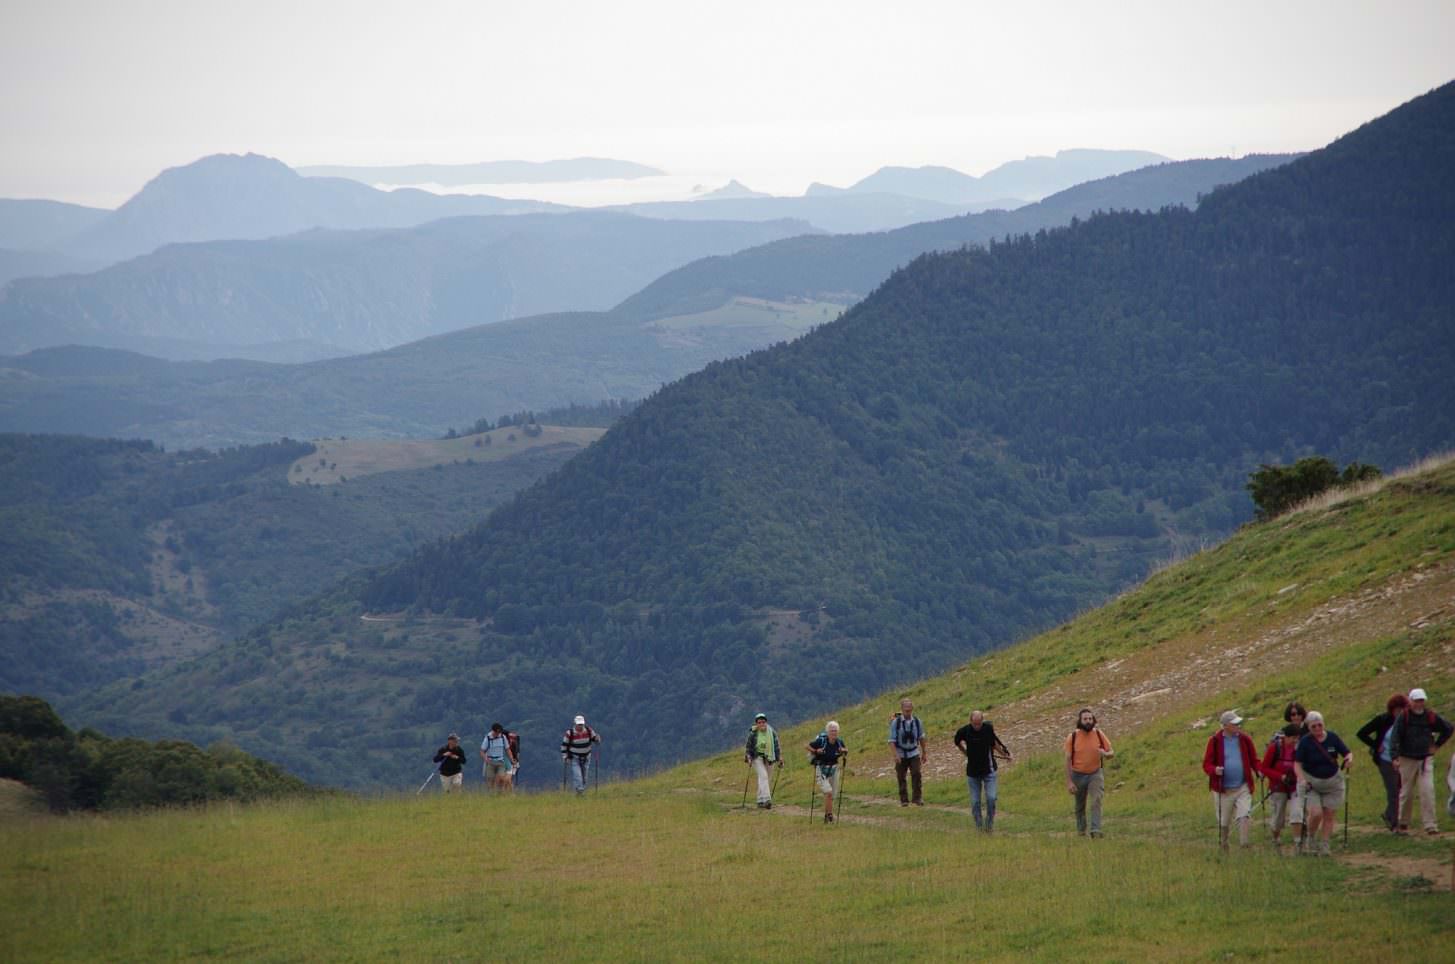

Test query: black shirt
[953,722,1004,777]
[434,744,467,776]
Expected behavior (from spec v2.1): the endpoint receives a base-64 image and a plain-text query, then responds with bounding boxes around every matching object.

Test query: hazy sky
[3,0,1452,207]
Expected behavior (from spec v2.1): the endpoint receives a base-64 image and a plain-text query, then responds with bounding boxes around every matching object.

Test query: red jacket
[1260,732,1298,792]
[1202,730,1261,792]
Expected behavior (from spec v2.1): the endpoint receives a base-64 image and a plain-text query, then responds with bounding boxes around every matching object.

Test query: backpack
[505,730,521,760]
[892,716,921,752]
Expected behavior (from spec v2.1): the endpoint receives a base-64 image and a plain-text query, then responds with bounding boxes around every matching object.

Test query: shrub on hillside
[1246,457,1382,520]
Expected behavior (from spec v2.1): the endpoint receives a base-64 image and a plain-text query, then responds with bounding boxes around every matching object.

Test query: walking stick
[741,763,751,811]
[1343,768,1349,849]
[416,768,438,795]
[834,760,846,824]
[771,759,783,801]
[561,757,568,792]
[592,750,599,794]
[808,770,817,824]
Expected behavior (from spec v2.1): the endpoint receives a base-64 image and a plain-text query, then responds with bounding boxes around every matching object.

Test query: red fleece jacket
[1202,730,1261,792]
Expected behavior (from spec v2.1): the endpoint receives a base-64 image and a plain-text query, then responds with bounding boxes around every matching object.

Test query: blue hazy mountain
[296,157,666,185]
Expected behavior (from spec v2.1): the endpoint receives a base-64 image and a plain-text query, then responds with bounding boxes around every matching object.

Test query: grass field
[651,296,846,333]
[4,459,1453,960]
[290,426,606,485]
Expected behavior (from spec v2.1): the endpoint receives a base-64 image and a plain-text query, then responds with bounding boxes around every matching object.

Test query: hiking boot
[900,801,909,808]
[1088,831,1102,839]
[756,801,768,809]
[912,801,924,807]
[764,801,772,810]
[1394,824,1410,835]
[1425,827,1440,836]
[1318,841,1331,857]
[824,813,834,824]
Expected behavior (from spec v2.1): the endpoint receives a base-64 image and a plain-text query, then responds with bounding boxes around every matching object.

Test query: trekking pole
[808,769,817,824]
[561,757,568,792]
[416,768,438,795]
[592,750,599,794]
[771,759,783,801]
[835,762,846,823]
[1343,769,1349,849]
[740,763,751,811]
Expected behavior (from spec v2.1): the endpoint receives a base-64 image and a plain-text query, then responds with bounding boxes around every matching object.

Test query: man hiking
[433,732,467,794]
[1202,710,1261,851]
[1390,687,1453,835]
[1065,708,1113,837]
[889,698,927,807]
[807,721,848,824]
[560,715,601,795]
[744,712,782,809]
[480,722,517,793]
[953,710,1010,831]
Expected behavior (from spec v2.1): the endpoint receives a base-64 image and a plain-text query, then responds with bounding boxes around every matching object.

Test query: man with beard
[1065,708,1114,837]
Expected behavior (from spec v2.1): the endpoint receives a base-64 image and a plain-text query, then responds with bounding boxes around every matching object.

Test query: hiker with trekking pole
[432,732,468,794]
[561,715,601,796]
[1065,708,1113,837]
[744,713,782,809]
[480,722,518,793]
[1260,722,1301,849]
[1293,711,1352,856]
[1389,687,1452,836]
[1202,710,1261,852]
[953,710,1010,833]
[1355,692,1409,832]
[807,721,848,824]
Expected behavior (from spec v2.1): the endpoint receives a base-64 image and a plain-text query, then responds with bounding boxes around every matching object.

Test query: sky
[2,0,1452,207]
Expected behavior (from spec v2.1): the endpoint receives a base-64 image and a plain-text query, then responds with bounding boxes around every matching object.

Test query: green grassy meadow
[4,459,1454,960]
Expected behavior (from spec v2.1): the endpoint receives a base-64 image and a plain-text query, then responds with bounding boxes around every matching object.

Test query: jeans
[1071,769,1104,835]
[568,755,589,793]
[967,772,997,828]
[895,754,923,804]
[1375,757,1400,829]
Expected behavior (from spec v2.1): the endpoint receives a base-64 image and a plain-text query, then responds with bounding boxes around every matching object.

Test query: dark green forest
[0,434,583,698]
[0,694,311,812]
[69,85,1455,786]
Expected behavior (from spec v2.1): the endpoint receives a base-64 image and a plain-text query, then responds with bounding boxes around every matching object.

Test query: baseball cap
[574,715,586,725]
[754,712,767,721]
[1219,710,1242,726]
[1409,688,1428,701]
[447,732,459,740]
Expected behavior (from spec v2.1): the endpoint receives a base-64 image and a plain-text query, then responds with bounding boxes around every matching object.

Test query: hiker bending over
[561,715,601,795]
[481,722,517,793]
[1390,687,1452,835]
[1202,710,1260,851]
[1261,722,1301,847]
[889,698,927,807]
[953,710,1009,832]
[745,713,781,809]
[1293,711,1351,856]
[1355,692,1409,832]
[1065,708,1113,837]
[807,721,848,823]
[433,733,467,794]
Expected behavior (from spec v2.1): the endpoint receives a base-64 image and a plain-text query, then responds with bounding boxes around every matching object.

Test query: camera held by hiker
[1065,708,1113,837]
[889,698,927,807]
[744,712,782,809]
[1355,692,1409,832]
[1293,711,1351,856]
[807,721,848,823]
[1389,687,1452,835]
[1203,710,1260,851]
[433,732,467,793]
[953,709,1009,832]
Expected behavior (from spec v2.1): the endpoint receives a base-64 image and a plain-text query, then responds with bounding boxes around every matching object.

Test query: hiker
[889,698,927,807]
[1274,702,1309,846]
[744,712,781,809]
[1065,708,1113,837]
[807,721,848,823]
[1390,687,1453,835]
[1293,711,1352,856]
[480,722,517,792]
[1355,692,1409,831]
[560,715,601,794]
[433,733,467,794]
[1202,710,1261,851]
[953,710,1010,831]
[1260,722,1301,847]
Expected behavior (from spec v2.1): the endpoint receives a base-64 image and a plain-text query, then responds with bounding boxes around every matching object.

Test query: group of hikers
[428,716,601,794]
[425,687,1454,850]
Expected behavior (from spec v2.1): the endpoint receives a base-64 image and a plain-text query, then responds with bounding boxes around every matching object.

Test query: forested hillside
[0,155,1293,449]
[0,432,591,700]
[65,87,1455,785]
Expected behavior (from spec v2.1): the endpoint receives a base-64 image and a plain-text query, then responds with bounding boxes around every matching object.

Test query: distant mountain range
[0,211,816,360]
[296,157,666,185]
[810,149,1171,205]
[0,199,108,251]
[65,81,1452,783]
[0,153,1295,450]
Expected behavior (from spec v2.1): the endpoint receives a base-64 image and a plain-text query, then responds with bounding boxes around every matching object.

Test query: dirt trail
[913,560,1455,781]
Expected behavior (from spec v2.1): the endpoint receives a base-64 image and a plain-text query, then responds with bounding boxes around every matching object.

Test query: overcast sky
[3,0,1452,207]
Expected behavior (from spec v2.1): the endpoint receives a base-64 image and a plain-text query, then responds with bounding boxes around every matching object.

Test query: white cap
[1219,710,1242,726]
[1409,688,1428,702]
[574,715,586,725]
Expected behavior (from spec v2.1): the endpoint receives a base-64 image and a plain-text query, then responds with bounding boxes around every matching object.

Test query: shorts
[484,759,511,779]
[815,765,839,795]
[1303,773,1345,812]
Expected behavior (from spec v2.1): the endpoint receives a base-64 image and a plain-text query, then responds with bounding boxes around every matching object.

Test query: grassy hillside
[291,426,605,485]
[5,459,1451,961]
